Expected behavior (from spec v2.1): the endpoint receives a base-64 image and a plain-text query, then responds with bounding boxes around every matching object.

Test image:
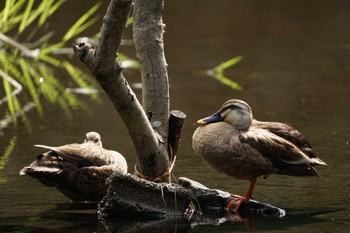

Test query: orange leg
[244,178,257,200]
[227,178,257,212]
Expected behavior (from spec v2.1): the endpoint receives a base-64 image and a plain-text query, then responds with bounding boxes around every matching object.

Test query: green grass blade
[18,0,34,32]
[62,61,90,88]
[18,58,43,115]
[62,2,101,42]
[214,73,242,91]
[7,0,26,18]
[0,136,17,185]
[214,56,243,72]
[0,0,24,32]
[38,41,65,56]
[209,56,243,91]
[37,54,61,67]
[39,0,65,26]
[1,0,15,25]
[3,76,17,116]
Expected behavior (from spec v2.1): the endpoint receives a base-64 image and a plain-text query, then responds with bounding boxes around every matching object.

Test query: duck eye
[231,105,242,110]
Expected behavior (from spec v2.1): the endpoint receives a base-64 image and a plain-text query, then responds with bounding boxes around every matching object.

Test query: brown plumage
[192,99,327,208]
[20,132,128,202]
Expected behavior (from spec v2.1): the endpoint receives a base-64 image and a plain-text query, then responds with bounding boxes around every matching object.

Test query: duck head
[197,99,253,131]
[84,131,102,147]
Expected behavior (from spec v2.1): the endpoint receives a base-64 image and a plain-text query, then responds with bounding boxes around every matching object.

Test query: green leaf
[209,56,243,91]
[214,56,243,73]
[0,136,17,185]
[62,2,101,42]
[18,0,34,32]
[38,0,65,26]
[18,58,43,115]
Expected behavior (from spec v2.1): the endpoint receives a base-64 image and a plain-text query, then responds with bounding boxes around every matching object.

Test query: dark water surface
[1,0,350,232]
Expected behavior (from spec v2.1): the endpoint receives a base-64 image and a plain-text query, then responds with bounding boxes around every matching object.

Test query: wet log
[98,174,285,221]
[98,173,198,220]
[178,177,286,219]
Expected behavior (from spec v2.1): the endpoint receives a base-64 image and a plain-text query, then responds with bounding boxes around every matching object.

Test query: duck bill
[197,112,224,125]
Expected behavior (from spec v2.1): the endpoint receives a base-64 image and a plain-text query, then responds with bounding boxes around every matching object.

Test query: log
[98,173,199,220]
[98,174,285,222]
[178,177,286,219]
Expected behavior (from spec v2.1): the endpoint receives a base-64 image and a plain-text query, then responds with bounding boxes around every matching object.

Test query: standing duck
[20,132,128,202]
[192,99,327,210]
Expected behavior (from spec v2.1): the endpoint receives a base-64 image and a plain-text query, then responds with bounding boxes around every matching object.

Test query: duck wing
[252,120,327,165]
[239,128,323,176]
[34,144,106,167]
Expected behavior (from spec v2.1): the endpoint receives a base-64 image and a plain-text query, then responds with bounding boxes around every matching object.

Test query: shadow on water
[0,202,342,233]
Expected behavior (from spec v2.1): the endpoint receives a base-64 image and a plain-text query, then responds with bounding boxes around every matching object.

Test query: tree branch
[133,0,170,140]
[73,0,169,178]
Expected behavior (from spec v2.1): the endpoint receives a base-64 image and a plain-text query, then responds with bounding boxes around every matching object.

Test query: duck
[20,132,128,202]
[192,99,327,210]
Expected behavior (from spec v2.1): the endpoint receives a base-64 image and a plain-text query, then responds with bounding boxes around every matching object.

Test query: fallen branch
[98,174,285,221]
[98,173,198,220]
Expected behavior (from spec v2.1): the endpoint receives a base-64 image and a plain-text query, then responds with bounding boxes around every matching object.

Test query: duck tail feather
[310,157,328,166]
[277,166,321,177]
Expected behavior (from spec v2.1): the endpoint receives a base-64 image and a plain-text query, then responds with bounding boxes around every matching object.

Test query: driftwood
[98,174,285,222]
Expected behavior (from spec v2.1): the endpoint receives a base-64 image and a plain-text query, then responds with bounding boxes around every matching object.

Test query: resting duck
[192,99,327,210]
[20,132,128,202]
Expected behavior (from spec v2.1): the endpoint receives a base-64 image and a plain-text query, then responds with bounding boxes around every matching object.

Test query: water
[1,0,350,232]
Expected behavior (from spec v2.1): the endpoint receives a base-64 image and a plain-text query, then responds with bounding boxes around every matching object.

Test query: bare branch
[73,0,169,178]
[133,0,170,140]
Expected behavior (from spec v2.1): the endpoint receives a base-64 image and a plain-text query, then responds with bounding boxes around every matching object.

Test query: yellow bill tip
[197,119,207,125]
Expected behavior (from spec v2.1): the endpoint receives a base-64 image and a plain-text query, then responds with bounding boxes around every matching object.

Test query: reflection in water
[0,102,35,132]
[207,56,243,90]
[1,202,339,233]
[0,136,16,185]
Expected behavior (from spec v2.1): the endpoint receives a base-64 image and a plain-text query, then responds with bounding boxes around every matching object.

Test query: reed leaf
[37,53,61,67]
[3,76,18,116]
[18,0,34,32]
[62,2,101,42]
[18,58,43,115]
[0,0,15,25]
[214,56,243,73]
[0,136,17,185]
[38,0,65,26]
[209,56,243,91]
[62,61,92,88]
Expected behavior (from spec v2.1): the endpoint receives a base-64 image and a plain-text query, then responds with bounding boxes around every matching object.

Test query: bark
[73,0,169,178]
[98,173,198,220]
[98,174,286,221]
[133,0,170,140]
[168,110,186,158]
[132,0,170,178]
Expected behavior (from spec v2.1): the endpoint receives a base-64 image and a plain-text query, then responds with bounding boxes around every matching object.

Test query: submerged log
[98,174,285,222]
